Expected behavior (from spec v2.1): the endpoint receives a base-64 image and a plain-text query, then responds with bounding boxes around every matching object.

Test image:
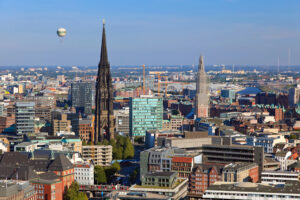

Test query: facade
[0,181,37,200]
[115,108,130,136]
[246,135,286,154]
[31,173,63,200]
[203,181,300,199]
[35,106,52,122]
[129,96,163,137]
[170,115,183,130]
[131,172,188,200]
[221,89,235,100]
[0,152,74,200]
[188,164,223,198]
[171,157,193,178]
[48,154,75,189]
[195,56,209,118]
[94,22,115,142]
[289,86,300,107]
[140,147,175,179]
[15,102,35,135]
[72,118,93,142]
[202,144,264,172]
[71,82,93,115]
[261,171,300,185]
[52,114,71,136]
[74,162,94,185]
[107,191,170,200]
[222,162,259,183]
[82,145,112,166]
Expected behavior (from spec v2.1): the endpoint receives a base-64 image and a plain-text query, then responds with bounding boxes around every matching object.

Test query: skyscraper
[129,96,163,137]
[71,82,93,115]
[15,102,35,135]
[94,21,115,143]
[289,85,300,107]
[195,56,209,118]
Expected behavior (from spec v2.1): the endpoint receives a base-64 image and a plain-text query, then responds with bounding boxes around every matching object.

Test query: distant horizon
[0,0,299,66]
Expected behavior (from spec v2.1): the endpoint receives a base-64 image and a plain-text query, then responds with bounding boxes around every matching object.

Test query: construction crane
[149,71,165,96]
[162,76,168,96]
[143,64,146,95]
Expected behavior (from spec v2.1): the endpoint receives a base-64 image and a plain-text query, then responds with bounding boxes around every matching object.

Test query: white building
[203,181,300,199]
[246,134,286,153]
[275,151,297,171]
[74,162,94,185]
[261,171,300,185]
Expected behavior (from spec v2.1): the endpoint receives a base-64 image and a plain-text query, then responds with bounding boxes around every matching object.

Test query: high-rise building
[195,56,209,118]
[129,96,163,137]
[115,107,130,136]
[52,113,71,136]
[15,102,35,135]
[71,82,93,114]
[94,21,115,143]
[289,85,300,107]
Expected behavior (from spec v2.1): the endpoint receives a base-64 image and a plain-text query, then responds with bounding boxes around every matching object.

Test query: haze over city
[0,0,300,66]
[0,1,299,200]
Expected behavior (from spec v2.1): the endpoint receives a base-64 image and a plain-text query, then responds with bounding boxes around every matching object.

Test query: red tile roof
[172,156,193,163]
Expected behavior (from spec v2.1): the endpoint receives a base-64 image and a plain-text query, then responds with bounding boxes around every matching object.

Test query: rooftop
[206,181,300,194]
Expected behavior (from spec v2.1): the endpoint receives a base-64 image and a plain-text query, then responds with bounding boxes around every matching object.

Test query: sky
[0,0,299,66]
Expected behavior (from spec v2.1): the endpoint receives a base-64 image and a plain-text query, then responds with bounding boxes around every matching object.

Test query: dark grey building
[71,82,94,115]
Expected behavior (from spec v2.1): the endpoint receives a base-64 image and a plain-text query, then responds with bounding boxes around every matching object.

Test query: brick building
[0,152,74,200]
[171,157,194,178]
[188,164,224,199]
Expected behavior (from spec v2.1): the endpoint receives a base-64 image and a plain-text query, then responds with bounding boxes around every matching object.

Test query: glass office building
[129,96,163,137]
[71,82,94,115]
[16,102,35,135]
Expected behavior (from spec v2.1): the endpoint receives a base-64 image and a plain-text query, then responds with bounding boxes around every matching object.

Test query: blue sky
[0,0,299,66]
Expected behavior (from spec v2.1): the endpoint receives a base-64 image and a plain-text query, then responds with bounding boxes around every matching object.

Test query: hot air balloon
[57,28,67,38]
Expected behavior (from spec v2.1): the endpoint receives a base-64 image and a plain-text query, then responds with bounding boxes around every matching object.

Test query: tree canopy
[63,181,88,200]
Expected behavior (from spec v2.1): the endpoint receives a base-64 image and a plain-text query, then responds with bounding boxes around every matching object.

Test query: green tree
[64,104,68,110]
[104,163,121,180]
[116,135,126,147]
[129,167,139,184]
[123,137,134,159]
[290,134,298,139]
[82,140,87,146]
[134,136,144,144]
[115,146,123,159]
[63,181,88,200]
[171,109,179,115]
[111,162,121,172]
[101,139,110,145]
[94,166,107,184]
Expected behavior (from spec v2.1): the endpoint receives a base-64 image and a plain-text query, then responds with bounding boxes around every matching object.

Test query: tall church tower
[94,21,115,143]
[195,55,209,118]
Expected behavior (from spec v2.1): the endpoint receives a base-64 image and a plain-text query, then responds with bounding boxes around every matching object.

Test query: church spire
[199,55,205,72]
[99,19,109,67]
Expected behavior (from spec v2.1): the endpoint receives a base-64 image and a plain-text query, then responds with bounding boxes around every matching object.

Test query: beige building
[52,114,71,135]
[222,162,259,183]
[170,115,183,130]
[82,145,112,166]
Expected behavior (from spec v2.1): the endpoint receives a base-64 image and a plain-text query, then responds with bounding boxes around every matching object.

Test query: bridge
[79,184,129,199]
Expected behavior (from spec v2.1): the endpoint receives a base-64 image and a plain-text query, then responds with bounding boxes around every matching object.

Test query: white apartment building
[203,181,300,200]
[74,162,94,185]
[261,171,300,185]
